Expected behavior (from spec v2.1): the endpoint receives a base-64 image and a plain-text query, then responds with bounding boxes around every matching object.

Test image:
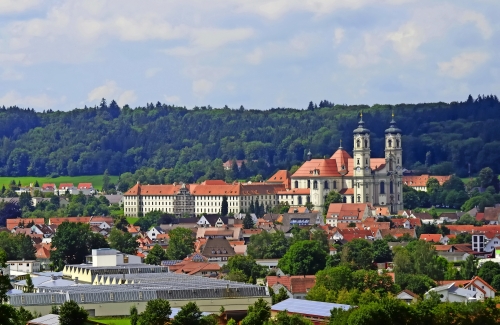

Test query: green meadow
[0,175,119,190]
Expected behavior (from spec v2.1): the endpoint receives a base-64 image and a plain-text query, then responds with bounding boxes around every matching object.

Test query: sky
[0,0,498,111]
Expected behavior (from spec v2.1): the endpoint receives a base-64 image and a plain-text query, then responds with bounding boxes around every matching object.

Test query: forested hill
[0,95,499,182]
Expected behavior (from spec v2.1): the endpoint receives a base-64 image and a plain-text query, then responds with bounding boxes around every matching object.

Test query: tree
[278,241,327,275]
[221,196,228,216]
[460,254,477,280]
[478,261,500,284]
[241,298,271,325]
[18,192,33,211]
[271,286,290,304]
[24,274,34,293]
[108,228,138,254]
[478,167,496,188]
[59,300,88,325]
[323,191,342,215]
[139,299,171,325]
[50,222,104,270]
[225,255,266,283]
[102,169,111,192]
[16,306,36,324]
[171,302,204,325]
[145,244,167,265]
[0,202,21,227]
[114,215,128,231]
[130,305,139,325]
[373,240,392,263]
[243,213,254,229]
[247,230,289,259]
[341,239,374,270]
[491,274,500,291]
[166,227,194,260]
[268,311,313,325]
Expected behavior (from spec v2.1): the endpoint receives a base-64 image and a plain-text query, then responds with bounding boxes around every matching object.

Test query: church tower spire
[353,112,371,204]
[385,112,403,213]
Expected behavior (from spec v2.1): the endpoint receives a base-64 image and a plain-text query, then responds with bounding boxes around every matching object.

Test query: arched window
[298,196,302,205]
[365,140,368,148]
[380,181,385,194]
[333,181,337,189]
[390,181,394,194]
[324,181,329,189]
[294,181,298,188]
[342,196,347,203]
[357,159,360,165]
[307,196,310,203]
[313,181,318,189]
[365,158,368,165]
[366,196,369,202]
[357,195,361,203]
[388,139,392,148]
[357,140,360,148]
[396,139,400,148]
[307,180,311,188]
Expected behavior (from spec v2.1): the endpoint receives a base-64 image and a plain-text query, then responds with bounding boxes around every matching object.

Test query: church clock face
[355,166,361,171]
[396,166,401,171]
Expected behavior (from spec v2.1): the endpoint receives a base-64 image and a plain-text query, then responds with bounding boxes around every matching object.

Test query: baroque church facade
[286,115,404,214]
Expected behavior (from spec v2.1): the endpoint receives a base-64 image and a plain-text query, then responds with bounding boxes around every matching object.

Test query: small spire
[360,111,363,119]
[339,139,343,148]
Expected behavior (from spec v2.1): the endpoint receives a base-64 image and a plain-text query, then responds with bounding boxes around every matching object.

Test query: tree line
[0,95,499,182]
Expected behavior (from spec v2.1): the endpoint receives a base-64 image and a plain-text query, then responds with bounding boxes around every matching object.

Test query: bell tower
[353,112,371,203]
[385,112,403,213]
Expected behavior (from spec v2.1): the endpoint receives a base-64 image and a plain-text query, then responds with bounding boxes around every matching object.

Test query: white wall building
[7,260,41,275]
[86,248,142,267]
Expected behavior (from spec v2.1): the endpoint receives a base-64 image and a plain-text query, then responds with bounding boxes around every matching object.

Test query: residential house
[439,276,496,300]
[481,207,500,225]
[379,228,416,240]
[439,212,463,223]
[326,203,372,227]
[7,260,41,275]
[77,183,95,195]
[201,238,236,263]
[167,253,221,277]
[56,183,76,195]
[391,218,421,229]
[147,226,165,240]
[35,245,52,270]
[49,217,92,226]
[287,206,310,214]
[197,215,229,228]
[413,213,435,224]
[425,283,477,303]
[403,174,451,192]
[40,183,56,193]
[242,229,263,243]
[89,216,114,229]
[396,290,419,304]
[6,218,45,231]
[398,210,416,218]
[420,234,449,244]
[266,275,316,299]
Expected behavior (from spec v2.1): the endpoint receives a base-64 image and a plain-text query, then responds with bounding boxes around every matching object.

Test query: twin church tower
[290,114,403,214]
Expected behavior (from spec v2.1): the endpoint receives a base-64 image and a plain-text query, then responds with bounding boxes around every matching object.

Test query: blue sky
[0,0,498,111]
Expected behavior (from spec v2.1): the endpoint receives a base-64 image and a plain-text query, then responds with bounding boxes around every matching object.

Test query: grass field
[126,217,139,225]
[0,175,119,190]
[423,207,458,215]
[90,318,130,325]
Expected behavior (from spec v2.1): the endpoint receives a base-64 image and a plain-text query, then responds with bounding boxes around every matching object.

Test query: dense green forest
[0,95,499,183]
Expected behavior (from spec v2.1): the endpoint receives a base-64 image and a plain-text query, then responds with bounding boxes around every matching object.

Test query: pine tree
[221,196,228,216]
[102,169,110,192]
[255,198,260,216]
[243,213,254,229]
[249,199,255,213]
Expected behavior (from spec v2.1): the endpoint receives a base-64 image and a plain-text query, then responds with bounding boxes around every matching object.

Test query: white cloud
[145,68,162,78]
[192,79,214,97]
[438,52,490,79]
[87,81,136,106]
[333,28,344,46]
[1,68,23,81]
[246,48,263,65]
[0,90,60,109]
[0,0,39,14]
[164,95,180,103]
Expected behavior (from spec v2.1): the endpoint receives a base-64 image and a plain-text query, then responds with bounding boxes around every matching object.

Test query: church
[271,114,404,214]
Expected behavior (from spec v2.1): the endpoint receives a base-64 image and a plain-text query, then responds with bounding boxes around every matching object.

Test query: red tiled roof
[36,246,51,259]
[6,218,45,230]
[327,203,368,220]
[434,245,453,251]
[339,188,354,195]
[77,183,93,189]
[292,159,341,177]
[403,174,451,187]
[420,234,442,242]
[277,188,310,195]
[267,275,316,294]
[268,170,292,189]
[49,217,92,226]
[41,183,56,190]
[58,183,74,189]
[484,207,500,222]
[288,206,309,213]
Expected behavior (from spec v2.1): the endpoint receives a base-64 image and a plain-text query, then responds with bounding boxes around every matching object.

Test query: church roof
[330,148,351,171]
[292,159,341,177]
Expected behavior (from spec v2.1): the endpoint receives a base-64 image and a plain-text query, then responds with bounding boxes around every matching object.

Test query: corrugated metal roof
[271,298,351,317]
